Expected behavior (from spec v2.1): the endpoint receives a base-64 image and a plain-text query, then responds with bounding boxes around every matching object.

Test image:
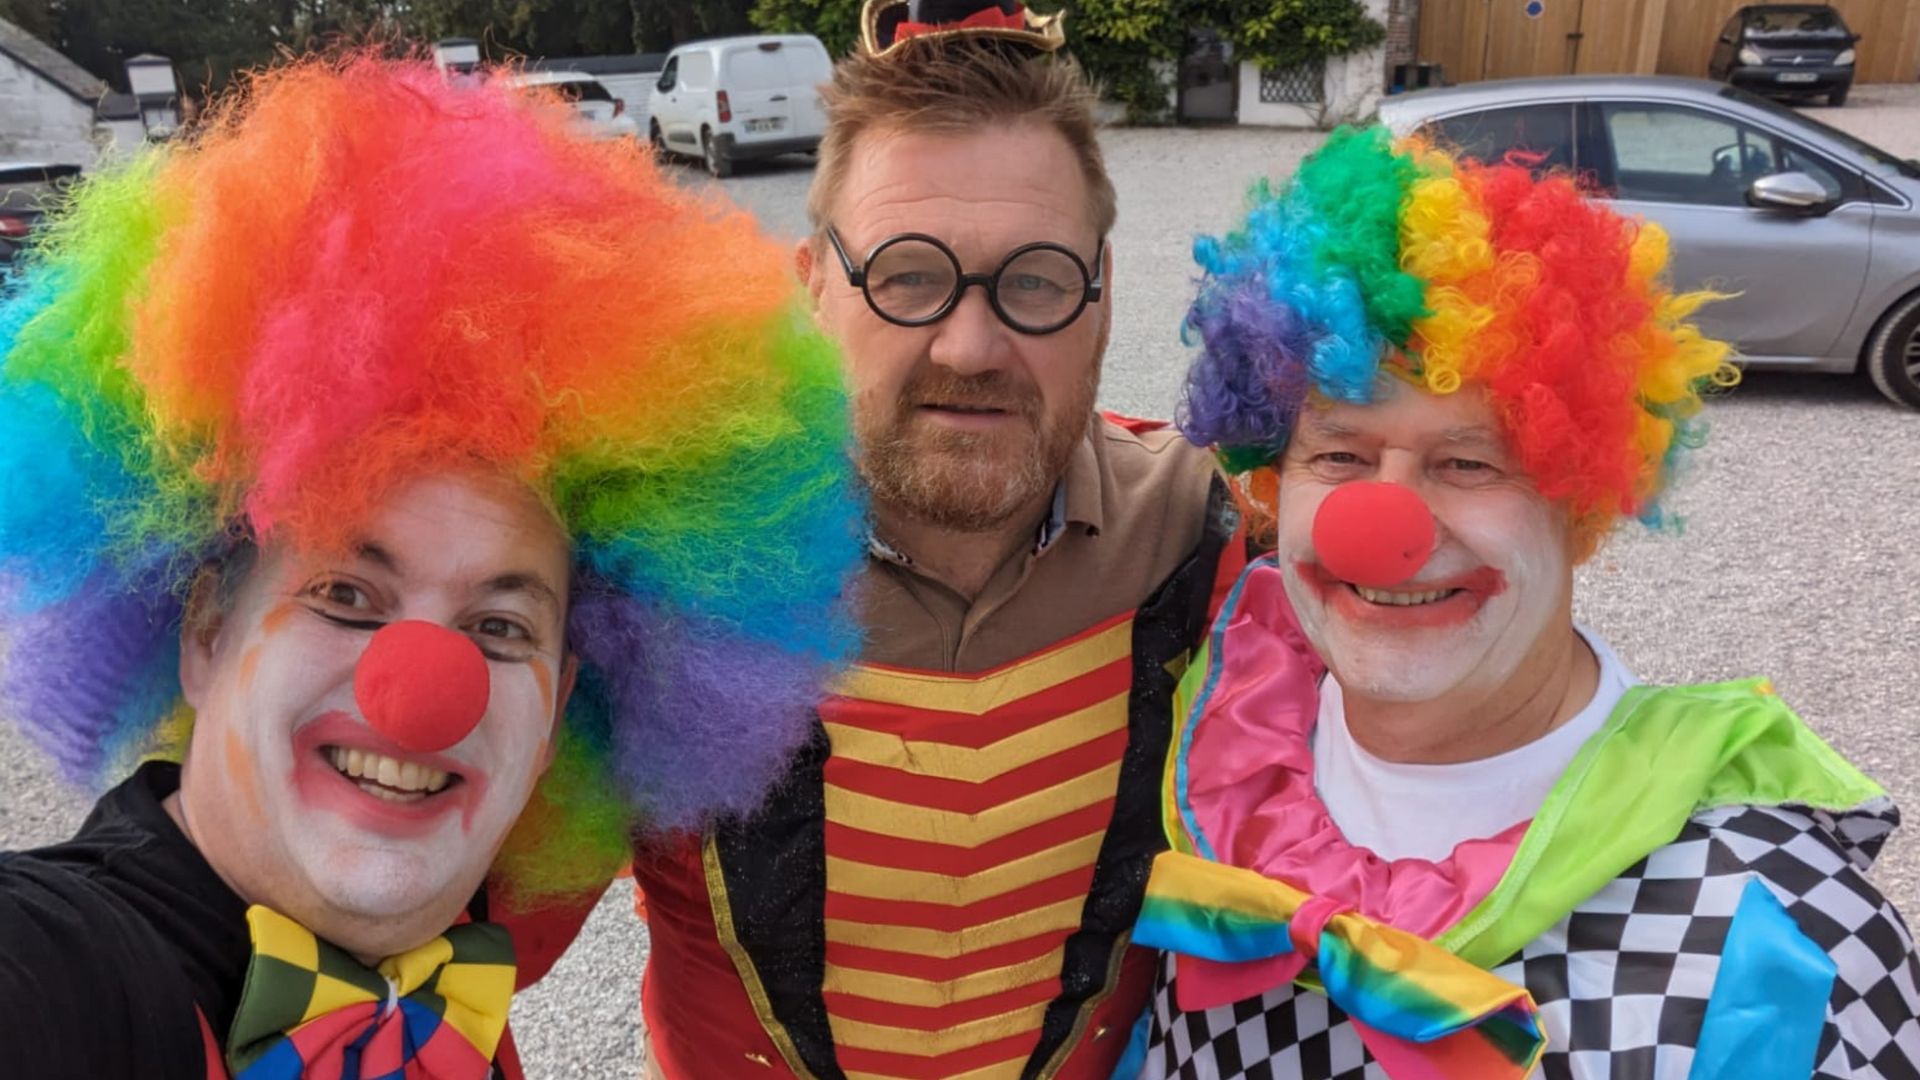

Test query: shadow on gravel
[657,152,818,181]
[1718,368,1892,408]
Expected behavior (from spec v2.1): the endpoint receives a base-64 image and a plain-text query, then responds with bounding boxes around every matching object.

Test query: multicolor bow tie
[1135,851,1546,1080]
[226,906,517,1080]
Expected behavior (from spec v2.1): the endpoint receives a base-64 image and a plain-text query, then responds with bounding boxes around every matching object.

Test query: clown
[0,57,861,1079]
[1123,129,1920,1079]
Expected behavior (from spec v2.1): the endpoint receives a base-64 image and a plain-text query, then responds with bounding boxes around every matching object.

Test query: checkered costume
[1139,799,1920,1080]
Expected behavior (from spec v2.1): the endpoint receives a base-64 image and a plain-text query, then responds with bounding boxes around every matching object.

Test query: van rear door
[722,40,800,145]
[786,40,833,141]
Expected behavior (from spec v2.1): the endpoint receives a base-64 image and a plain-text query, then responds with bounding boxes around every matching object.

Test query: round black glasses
[826,227,1105,336]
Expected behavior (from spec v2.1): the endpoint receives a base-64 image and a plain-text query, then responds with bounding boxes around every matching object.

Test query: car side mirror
[1748,171,1832,213]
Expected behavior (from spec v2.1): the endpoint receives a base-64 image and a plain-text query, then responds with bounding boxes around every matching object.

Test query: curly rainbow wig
[0,56,864,904]
[1178,126,1738,547]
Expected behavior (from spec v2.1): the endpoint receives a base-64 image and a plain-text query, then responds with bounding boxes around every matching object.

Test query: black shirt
[0,761,249,1078]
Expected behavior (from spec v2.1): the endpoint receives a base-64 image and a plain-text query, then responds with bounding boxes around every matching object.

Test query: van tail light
[612,97,626,118]
[0,215,28,239]
[717,90,732,123]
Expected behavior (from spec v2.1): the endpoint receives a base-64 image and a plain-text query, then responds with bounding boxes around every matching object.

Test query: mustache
[898,370,1039,416]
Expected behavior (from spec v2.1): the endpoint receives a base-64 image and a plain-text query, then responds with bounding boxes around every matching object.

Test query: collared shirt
[854,414,1222,673]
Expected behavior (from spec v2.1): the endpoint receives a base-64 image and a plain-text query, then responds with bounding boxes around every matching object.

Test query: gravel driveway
[2,84,1916,1078]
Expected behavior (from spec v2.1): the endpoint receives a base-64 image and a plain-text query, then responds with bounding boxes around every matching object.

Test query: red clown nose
[352,621,492,753]
[1311,481,1436,588]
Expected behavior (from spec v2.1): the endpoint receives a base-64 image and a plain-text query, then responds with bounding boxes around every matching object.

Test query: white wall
[1234,0,1391,128]
[0,52,100,164]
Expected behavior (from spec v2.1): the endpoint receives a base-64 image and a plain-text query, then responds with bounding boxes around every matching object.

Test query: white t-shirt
[1310,628,1638,863]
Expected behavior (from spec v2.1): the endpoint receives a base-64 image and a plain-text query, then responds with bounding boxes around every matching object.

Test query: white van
[648,35,833,178]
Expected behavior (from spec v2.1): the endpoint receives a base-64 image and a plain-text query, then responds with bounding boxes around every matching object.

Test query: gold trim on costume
[824,829,1106,903]
[822,946,1067,1005]
[704,834,821,1080]
[824,761,1123,844]
[829,619,1130,714]
[858,0,1067,58]
[824,896,1087,957]
[832,1001,1054,1055]
[823,692,1127,781]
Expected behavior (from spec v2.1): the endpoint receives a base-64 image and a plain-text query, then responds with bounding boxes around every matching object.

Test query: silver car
[1380,75,1920,408]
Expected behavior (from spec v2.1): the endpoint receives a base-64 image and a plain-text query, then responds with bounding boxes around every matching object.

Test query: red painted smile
[1296,561,1507,630]
[290,712,489,837]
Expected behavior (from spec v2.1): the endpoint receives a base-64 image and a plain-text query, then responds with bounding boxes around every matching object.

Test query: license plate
[747,118,783,133]
[1777,72,1818,83]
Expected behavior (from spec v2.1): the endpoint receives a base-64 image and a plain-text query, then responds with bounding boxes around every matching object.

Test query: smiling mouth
[323,746,457,803]
[1351,584,1462,607]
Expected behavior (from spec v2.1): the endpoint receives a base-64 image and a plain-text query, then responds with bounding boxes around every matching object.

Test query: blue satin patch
[1690,877,1836,1080]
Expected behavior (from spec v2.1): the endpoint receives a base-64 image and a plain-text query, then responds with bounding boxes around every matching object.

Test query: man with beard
[628,3,1250,1079]
[1124,128,1920,1079]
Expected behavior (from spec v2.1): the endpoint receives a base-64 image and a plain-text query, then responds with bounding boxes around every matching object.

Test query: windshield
[0,167,78,214]
[1719,85,1920,179]
[1745,7,1848,37]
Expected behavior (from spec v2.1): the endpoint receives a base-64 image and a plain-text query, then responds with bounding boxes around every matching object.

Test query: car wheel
[702,130,733,179]
[649,121,666,159]
[1865,291,1920,409]
[1828,86,1849,107]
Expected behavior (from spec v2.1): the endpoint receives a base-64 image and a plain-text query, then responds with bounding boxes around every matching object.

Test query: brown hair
[806,39,1117,238]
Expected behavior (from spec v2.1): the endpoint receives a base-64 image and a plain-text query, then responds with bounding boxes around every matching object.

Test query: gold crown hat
[860,0,1066,56]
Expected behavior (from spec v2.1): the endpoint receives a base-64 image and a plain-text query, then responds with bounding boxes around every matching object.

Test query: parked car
[1380,76,1920,409]
[1708,4,1858,107]
[648,34,833,178]
[0,163,81,267]
[500,71,639,142]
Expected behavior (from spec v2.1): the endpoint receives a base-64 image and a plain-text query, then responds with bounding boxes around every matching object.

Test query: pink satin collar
[1173,559,1525,1008]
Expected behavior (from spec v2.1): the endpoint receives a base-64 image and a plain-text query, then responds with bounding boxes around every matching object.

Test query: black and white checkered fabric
[1135,802,1920,1080]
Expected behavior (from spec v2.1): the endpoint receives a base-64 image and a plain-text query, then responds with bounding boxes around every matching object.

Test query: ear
[543,652,581,769]
[177,568,226,712]
[795,236,828,306]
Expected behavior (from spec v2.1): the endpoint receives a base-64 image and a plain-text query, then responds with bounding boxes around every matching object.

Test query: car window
[1745,7,1848,36]
[1427,103,1576,174]
[679,54,713,92]
[657,57,677,92]
[1598,102,1843,207]
[0,172,74,214]
[1719,85,1920,180]
[551,80,613,103]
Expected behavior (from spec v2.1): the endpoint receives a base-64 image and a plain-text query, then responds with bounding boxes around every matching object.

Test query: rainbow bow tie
[226,906,516,1080]
[1135,851,1545,1079]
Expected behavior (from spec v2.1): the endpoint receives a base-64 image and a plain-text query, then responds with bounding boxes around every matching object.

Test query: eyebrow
[1440,426,1506,449]
[353,543,563,613]
[1296,416,1360,441]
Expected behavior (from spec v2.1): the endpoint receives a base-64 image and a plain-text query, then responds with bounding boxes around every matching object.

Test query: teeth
[1355,585,1455,606]
[325,746,451,794]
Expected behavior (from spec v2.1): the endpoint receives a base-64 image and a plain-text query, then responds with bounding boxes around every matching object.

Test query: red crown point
[353,620,492,753]
[1311,481,1435,588]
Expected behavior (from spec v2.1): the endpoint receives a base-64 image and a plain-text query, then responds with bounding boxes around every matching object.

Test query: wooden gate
[1416,0,1918,85]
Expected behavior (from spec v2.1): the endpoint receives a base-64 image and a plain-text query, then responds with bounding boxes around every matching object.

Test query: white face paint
[179,475,574,953]
[1274,385,1576,708]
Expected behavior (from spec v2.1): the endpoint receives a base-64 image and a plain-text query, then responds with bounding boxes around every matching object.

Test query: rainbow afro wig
[0,56,864,903]
[1178,126,1738,546]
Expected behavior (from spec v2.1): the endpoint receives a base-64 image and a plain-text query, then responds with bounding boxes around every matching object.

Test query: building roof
[0,16,106,105]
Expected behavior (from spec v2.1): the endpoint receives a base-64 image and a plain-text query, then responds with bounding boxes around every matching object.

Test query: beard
[856,363,1098,534]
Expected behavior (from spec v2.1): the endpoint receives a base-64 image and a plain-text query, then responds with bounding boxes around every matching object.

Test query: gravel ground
[3,84,1917,1077]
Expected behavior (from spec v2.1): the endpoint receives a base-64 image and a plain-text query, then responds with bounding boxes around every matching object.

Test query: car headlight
[1836,48,1856,65]
[1739,47,1763,65]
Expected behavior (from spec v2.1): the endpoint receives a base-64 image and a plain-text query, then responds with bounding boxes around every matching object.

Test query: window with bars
[1259,59,1324,104]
